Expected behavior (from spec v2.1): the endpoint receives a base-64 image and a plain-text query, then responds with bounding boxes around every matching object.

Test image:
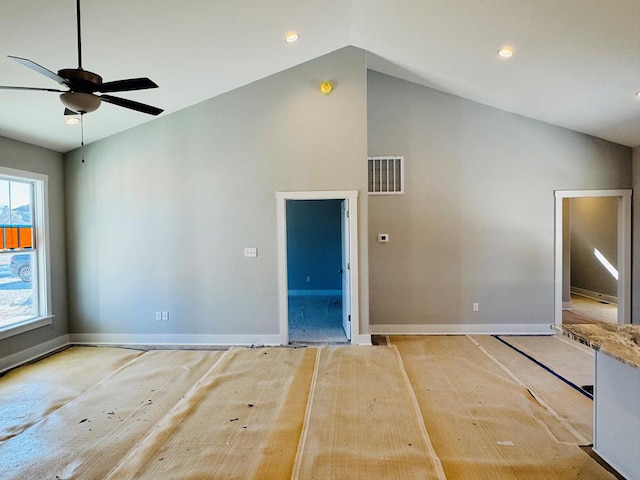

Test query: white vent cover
[368,156,404,194]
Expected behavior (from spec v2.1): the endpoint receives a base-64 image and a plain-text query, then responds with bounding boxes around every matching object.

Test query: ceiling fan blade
[8,56,67,85]
[98,78,159,93]
[100,94,163,116]
[0,85,65,92]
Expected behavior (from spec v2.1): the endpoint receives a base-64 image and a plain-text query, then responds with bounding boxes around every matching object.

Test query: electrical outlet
[473,303,479,312]
[162,311,169,321]
[155,311,162,321]
[244,247,257,258]
[306,276,311,282]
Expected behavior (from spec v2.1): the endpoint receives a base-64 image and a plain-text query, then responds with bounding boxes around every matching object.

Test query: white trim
[369,324,554,336]
[288,289,342,296]
[69,333,281,347]
[0,315,54,341]
[554,189,631,326]
[571,287,617,305]
[352,334,372,345]
[0,334,69,374]
[276,190,361,344]
[0,166,53,327]
[553,189,631,199]
[277,190,357,200]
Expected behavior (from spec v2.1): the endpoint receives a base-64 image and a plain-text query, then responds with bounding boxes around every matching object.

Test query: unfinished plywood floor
[563,294,617,325]
[0,338,619,479]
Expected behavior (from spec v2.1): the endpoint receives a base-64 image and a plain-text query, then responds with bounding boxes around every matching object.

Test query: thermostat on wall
[377,234,389,243]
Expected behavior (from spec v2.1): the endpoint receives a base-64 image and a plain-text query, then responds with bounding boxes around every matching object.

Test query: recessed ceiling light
[64,117,80,125]
[635,90,640,98]
[285,32,300,43]
[497,47,514,58]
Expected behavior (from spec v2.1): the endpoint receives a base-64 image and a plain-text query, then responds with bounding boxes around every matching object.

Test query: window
[368,156,404,194]
[0,167,51,337]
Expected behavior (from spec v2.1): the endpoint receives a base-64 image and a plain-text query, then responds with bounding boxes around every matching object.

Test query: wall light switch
[377,234,389,243]
[244,247,258,258]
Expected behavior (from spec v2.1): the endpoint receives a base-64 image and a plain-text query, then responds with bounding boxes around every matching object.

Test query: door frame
[277,190,360,344]
[554,189,632,326]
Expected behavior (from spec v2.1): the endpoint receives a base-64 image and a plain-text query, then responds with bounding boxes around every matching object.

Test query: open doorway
[562,197,618,324]
[277,191,360,345]
[286,199,347,343]
[554,190,631,326]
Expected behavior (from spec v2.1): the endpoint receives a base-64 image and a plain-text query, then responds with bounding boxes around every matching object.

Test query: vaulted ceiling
[0,0,638,153]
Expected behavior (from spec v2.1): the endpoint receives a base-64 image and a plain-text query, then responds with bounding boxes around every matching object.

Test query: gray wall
[64,47,368,339]
[0,136,67,359]
[367,70,632,327]
[570,197,618,298]
[287,200,342,291]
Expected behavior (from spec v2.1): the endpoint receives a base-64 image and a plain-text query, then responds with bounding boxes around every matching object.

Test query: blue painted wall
[286,200,342,291]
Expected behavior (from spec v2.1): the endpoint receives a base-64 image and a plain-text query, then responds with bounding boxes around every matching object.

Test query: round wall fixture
[320,81,334,95]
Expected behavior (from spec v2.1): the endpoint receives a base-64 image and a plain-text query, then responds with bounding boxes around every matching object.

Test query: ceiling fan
[0,0,163,117]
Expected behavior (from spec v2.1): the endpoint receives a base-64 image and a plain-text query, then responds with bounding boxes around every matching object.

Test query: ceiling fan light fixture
[64,117,80,125]
[285,32,300,43]
[60,92,101,113]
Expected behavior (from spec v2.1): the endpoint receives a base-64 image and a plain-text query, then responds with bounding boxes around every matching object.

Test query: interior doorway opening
[286,199,347,343]
[554,190,631,326]
[277,191,360,345]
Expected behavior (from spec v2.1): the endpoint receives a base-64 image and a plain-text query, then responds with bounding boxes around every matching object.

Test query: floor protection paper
[0,346,143,442]
[0,349,223,480]
[390,336,615,480]
[105,347,317,480]
[292,346,444,480]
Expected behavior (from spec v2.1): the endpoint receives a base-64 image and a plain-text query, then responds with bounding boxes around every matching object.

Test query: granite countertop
[553,323,640,369]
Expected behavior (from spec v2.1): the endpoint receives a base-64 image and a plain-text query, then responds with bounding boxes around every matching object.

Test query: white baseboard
[68,333,282,347]
[352,334,372,345]
[70,333,372,347]
[288,289,341,296]
[369,323,555,336]
[571,287,617,305]
[0,334,70,374]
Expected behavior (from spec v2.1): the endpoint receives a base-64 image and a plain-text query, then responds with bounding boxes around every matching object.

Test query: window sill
[0,315,54,341]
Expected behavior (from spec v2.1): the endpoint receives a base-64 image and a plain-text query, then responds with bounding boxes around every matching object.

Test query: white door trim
[554,189,632,326]
[276,190,360,344]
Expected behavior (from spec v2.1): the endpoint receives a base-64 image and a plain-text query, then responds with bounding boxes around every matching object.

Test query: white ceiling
[0,0,638,153]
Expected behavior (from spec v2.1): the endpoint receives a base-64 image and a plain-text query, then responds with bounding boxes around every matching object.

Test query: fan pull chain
[81,113,85,163]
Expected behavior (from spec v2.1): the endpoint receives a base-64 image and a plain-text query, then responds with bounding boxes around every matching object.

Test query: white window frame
[0,166,53,340]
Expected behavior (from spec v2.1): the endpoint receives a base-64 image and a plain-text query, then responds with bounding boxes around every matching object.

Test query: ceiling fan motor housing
[58,69,103,113]
[58,68,102,91]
